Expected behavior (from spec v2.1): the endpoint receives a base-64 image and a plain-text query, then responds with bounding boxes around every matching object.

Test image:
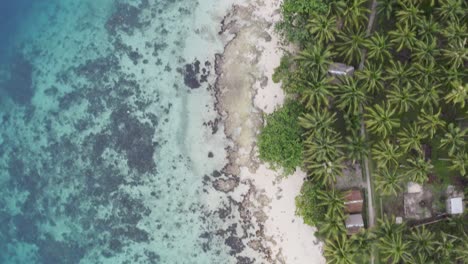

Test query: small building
[328,63,354,76]
[345,214,365,235]
[446,197,464,215]
[344,189,363,214]
[404,182,433,220]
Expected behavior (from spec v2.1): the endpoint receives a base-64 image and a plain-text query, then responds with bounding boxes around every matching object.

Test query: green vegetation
[260,0,468,262]
[258,100,304,175]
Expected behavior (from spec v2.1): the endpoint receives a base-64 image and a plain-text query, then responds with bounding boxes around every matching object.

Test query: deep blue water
[0,0,35,62]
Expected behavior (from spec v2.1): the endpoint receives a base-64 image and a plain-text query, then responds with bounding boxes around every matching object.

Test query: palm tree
[389,22,417,51]
[327,0,347,18]
[307,15,339,45]
[385,60,414,86]
[417,109,446,139]
[371,140,402,168]
[299,109,337,139]
[365,103,400,138]
[334,76,367,114]
[306,158,345,185]
[378,232,411,264]
[442,40,468,70]
[297,72,334,110]
[318,214,347,240]
[303,132,343,162]
[324,234,357,264]
[441,17,468,43]
[295,44,334,75]
[455,235,468,262]
[318,189,345,218]
[448,151,468,176]
[396,1,423,26]
[415,80,440,111]
[406,253,433,264]
[350,229,375,260]
[439,123,467,156]
[439,65,467,88]
[345,133,369,165]
[444,81,468,108]
[406,156,433,184]
[375,167,404,196]
[377,0,397,20]
[435,232,457,263]
[436,0,465,22]
[342,0,369,30]
[409,226,436,257]
[413,60,439,84]
[412,38,439,64]
[365,33,392,63]
[355,62,385,94]
[387,82,417,113]
[397,124,425,153]
[335,27,367,65]
[375,215,405,238]
[416,15,440,41]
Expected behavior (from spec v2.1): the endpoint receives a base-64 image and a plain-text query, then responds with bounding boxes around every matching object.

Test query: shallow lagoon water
[0,0,238,263]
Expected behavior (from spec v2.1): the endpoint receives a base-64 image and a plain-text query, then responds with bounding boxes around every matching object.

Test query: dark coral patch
[1,54,35,104]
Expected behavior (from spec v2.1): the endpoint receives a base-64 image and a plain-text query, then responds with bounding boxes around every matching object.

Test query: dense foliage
[258,100,304,175]
[268,0,468,262]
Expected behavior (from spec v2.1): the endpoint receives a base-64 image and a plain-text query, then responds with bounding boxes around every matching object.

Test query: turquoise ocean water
[0,0,239,263]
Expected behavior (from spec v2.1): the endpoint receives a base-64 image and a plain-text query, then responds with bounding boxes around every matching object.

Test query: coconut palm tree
[412,38,439,64]
[435,232,457,263]
[385,60,415,86]
[455,235,468,262]
[350,229,375,260]
[324,234,357,264]
[413,60,439,84]
[406,156,433,184]
[327,0,347,18]
[444,81,468,108]
[441,17,468,43]
[304,131,343,162]
[375,167,404,196]
[345,133,369,165]
[378,232,411,264]
[398,124,425,153]
[442,40,468,70]
[439,66,467,88]
[396,1,423,26]
[415,80,441,111]
[372,140,402,168]
[389,22,418,51]
[440,123,467,156]
[448,151,468,176]
[377,0,397,20]
[297,72,334,110]
[365,32,393,63]
[417,109,446,139]
[334,76,367,114]
[416,15,440,42]
[387,82,417,113]
[318,189,345,218]
[409,226,436,257]
[299,109,337,139]
[365,103,400,138]
[307,15,339,45]
[319,214,347,240]
[355,62,385,94]
[375,215,405,238]
[342,0,369,30]
[335,27,367,65]
[436,0,465,22]
[295,44,334,75]
[406,253,433,264]
[306,158,345,185]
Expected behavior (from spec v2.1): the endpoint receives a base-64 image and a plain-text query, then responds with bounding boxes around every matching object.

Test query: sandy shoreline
[213,0,325,263]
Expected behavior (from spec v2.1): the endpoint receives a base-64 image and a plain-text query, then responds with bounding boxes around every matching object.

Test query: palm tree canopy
[375,167,404,196]
[365,32,393,63]
[385,60,415,86]
[417,109,446,139]
[439,123,467,156]
[335,27,367,65]
[449,151,468,177]
[295,44,335,75]
[379,232,411,264]
[371,140,402,168]
[365,103,400,138]
[397,124,425,153]
[299,109,337,139]
[405,156,433,184]
[307,14,339,45]
[396,1,423,26]
[444,81,468,109]
[335,76,367,114]
[355,62,385,94]
[387,82,417,113]
[389,22,417,51]
[324,234,357,264]
[345,133,369,165]
[409,226,436,256]
[297,72,334,110]
[342,0,370,30]
[436,0,466,22]
[317,189,345,218]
